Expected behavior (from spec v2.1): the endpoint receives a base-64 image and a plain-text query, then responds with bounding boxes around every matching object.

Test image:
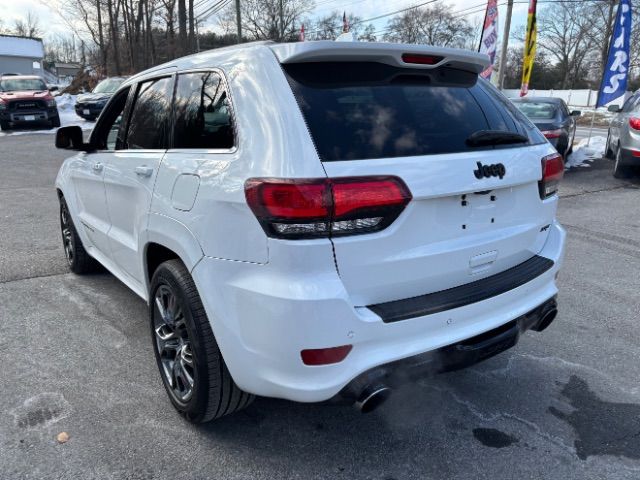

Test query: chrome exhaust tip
[354,384,392,414]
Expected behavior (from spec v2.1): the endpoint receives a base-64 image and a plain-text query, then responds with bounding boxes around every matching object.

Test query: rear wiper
[466,130,529,147]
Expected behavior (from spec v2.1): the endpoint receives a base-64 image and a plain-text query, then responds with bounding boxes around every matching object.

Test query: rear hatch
[277,46,555,307]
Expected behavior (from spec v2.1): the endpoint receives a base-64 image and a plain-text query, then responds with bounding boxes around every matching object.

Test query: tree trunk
[178,0,187,55]
[107,0,122,75]
[188,0,195,53]
[96,0,107,75]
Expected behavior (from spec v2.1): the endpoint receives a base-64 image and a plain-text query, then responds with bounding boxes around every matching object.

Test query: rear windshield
[283,62,544,162]
[513,101,557,120]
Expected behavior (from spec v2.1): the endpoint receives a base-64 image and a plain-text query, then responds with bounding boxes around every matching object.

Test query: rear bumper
[333,295,557,403]
[191,220,566,403]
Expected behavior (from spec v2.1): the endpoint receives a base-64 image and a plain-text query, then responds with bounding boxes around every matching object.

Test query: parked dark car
[75,77,125,121]
[511,97,580,160]
[0,75,60,131]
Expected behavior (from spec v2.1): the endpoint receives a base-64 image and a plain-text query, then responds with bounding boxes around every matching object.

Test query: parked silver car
[606,91,640,178]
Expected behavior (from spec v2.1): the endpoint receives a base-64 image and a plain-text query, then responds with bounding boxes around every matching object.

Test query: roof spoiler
[269,41,490,75]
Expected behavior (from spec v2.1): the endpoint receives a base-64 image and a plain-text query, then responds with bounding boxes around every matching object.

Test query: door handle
[135,166,154,177]
[92,162,103,172]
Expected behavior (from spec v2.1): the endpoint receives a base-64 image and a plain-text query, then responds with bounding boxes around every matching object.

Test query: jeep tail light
[301,345,352,365]
[630,117,640,130]
[245,176,411,239]
[539,153,564,199]
[540,129,562,139]
[401,53,444,65]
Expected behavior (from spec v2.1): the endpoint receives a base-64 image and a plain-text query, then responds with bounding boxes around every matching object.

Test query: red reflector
[632,150,640,158]
[541,129,562,139]
[630,117,640,130]
[401,53,443,65]
[301,345,353,366]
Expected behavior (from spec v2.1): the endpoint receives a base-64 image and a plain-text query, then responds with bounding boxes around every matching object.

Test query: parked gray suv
[606,91,640,178]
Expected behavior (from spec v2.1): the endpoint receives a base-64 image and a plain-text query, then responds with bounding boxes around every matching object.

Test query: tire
[59,197,100,274]
[613,144,632,179]
[0,121,9,131]
[150,260,254,423]
[50,115,61,128]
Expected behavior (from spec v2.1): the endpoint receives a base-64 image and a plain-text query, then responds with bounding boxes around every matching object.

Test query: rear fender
[144,213,205,288]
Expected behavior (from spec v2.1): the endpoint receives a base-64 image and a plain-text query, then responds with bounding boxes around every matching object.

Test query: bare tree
[307,11,370,41]
[383,4,473,48]
[13,10,43,38]
[536,3,595,88]
[219,0,314,41]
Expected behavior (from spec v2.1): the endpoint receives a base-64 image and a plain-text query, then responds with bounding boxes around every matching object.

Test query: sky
[0,0,530,46]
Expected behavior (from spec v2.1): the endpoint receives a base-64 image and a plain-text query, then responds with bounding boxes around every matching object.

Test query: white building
[0,34,45,76]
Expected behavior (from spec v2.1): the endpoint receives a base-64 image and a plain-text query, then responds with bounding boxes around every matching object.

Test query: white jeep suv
[55,41,566,422]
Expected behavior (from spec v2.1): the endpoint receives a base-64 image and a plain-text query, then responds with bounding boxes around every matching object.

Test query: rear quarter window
[283,62,544,162]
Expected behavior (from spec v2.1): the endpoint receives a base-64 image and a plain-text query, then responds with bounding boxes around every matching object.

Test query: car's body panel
[55,40,566,404]
[322,143,558,305]
[608,91,640,164]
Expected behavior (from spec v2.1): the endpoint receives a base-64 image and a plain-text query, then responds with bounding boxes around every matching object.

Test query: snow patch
[0,94,94,137]
[565,136,607,169]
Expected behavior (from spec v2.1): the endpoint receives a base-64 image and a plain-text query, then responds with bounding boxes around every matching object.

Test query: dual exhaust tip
[347,299,559,414]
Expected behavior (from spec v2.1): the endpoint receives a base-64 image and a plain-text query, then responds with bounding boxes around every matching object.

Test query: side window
[126,77,174,149]
[632,95,640,112]
[173,71,235,149]
[92,88,129,151]
[621,94,637,112]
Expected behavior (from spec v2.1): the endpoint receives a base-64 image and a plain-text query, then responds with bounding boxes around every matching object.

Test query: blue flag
[597,0,633,107]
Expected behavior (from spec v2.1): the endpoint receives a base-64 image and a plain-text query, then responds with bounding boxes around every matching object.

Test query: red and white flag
[342,12,349,33]
[299,23,305,42]
[478,0,499,80]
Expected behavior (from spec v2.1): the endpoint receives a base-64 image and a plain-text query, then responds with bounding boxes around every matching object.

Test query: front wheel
[0,121,9,131]
[50,115,61,128]
[150,260,254,423]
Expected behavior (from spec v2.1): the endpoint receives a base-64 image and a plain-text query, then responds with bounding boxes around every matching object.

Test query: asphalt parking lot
[1,134,640,480]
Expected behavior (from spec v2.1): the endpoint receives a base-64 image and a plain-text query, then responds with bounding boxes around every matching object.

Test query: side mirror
[56,126,91,151]
[49,86,59,92]
[570,110,581,117]
[607,104,621,113]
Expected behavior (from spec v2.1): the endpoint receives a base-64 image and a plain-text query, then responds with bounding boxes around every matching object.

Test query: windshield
[513,101,558,120]
[93,78,124,94]
[0,78,47,92]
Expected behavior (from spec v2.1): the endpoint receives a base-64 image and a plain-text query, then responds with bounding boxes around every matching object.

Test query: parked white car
[55,40,566,422]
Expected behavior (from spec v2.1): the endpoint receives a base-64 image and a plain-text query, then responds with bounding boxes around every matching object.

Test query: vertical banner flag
[520,0,537,97]
[343,12,350,33]
[479,0,499,80]
[597,0,632,107]
[299,23,305,42]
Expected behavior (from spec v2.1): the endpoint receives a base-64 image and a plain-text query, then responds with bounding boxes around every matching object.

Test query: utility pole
[235,0,242,43]
[497,0,514,90]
